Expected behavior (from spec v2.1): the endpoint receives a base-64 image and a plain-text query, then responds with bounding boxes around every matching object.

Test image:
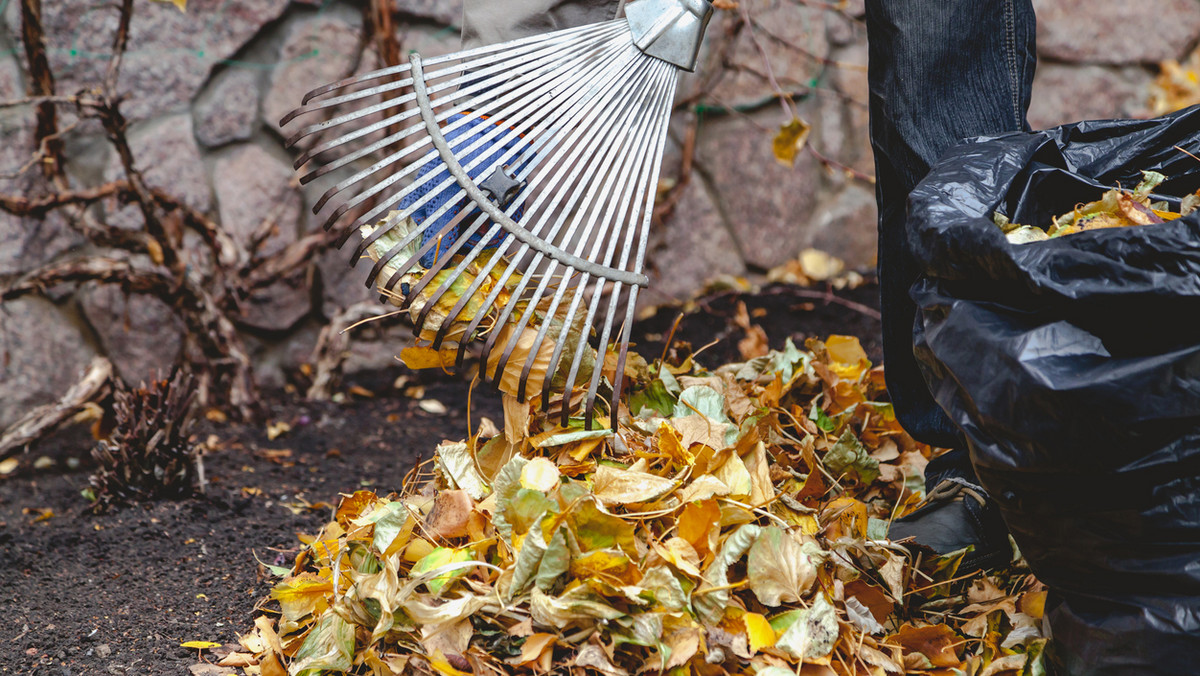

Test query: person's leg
[866,0,1036,449]
[866,0,1036,570]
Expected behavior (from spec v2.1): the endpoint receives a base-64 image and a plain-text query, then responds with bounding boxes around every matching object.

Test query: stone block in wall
[318,244,378,312]
[79,283,185,382]
[1027,63,1151,130]
[642,180,746,306]
[0,297,98,429]
[262,14,363,136]
[1034,0,1200,65]
[104,113,211,229]
[803,183,876,272]
[706,0,830,106]
[214,144,311,332]
[194,67,262,148]
[395,0,464,27]
[5,0,288,121]
[693,111,823,270]
[0,121,83,276]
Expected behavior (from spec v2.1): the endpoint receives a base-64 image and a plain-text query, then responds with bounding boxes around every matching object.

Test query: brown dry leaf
[890,623,963,669]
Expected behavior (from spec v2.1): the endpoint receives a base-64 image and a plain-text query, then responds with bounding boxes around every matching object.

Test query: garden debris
[249,337,1049,675]
[996,171,1199,244]
[85,369,202,511]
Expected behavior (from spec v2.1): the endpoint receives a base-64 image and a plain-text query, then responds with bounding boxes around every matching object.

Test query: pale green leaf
[824,429,880,484]
[771,594,838,661]
[292,613,354,676]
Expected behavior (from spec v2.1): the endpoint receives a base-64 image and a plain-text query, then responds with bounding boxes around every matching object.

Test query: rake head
[282,0,712,428]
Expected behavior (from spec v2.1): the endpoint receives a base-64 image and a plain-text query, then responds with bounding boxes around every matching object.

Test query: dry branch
[306,301,400,400]
[0,357,113,459]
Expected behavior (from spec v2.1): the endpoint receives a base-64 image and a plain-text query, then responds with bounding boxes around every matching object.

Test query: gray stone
[213,144,310,331]
[319,244,377,311]
[0,54,22,98]
[104,113,210,229]
[1034,0,1200,65]
[263,14,363,136]
[1026,64,1150,130]
[395,0,464,26]
[0,297,98,429]
[344,323,412,374]
[6,0,289,121]
[706,0,830,106]
[213,144,298,253]
[693,111,822,270]
[194,67,262,147]
[0,122,82,275]
[825,8,863,47]
[238,276,313,333]
[826,43,873,177]
[804,183,877,272]
[642,180,745,306]
[79,283,184,381]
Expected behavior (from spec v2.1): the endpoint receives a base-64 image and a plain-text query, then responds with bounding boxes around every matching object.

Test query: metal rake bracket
[479,165,525,210]
[282,0,714,428]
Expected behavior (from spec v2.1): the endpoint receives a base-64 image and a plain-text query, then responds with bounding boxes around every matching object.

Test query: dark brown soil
[0,281,880,675]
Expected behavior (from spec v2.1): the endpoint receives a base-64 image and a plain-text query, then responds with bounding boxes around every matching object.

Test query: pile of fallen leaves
[996,171,1199,244]
[231,336,1050,676]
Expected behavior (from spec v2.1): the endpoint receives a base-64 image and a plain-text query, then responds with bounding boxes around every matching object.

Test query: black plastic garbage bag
[907,104,1200,675]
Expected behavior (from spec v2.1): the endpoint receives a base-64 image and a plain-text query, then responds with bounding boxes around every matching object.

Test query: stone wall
[1,0,1197,426]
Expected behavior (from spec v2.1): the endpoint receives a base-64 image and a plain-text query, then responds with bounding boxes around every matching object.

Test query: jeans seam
[1003,0,1020,129]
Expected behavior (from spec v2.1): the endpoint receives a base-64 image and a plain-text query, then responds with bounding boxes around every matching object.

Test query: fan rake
[282,0,713,428]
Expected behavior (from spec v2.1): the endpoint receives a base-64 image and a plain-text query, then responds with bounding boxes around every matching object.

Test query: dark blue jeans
[865,0,1037,452]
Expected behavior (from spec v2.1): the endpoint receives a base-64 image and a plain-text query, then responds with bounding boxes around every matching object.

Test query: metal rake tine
[300,63,412,106]
[540,274,591,416]
[555,60,677,423]
[578,63,678,423]
[485,54,660,399]
[605,286,642,430]
[292,24,622,167]
[582,283,625,426]
[406,49,648,350]
[283,74,415,131]
[290,38,575,170]
[477,52,657,388]
[318,40,610,240]
[281,25,610,127]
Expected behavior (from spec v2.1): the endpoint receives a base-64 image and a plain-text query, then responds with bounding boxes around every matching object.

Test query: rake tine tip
[279,108,306,128]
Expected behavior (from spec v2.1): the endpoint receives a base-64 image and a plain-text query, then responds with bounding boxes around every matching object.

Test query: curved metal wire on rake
[282,18,685,429]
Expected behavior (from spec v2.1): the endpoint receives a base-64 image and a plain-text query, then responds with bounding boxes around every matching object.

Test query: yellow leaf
[772,117,811,167]
[743,612,776,652]
[400,346,455,370]
[826,334,871,381]
[520,457,560,492]
[270,572,333,622]
[180,640,220,650]
[150,0,187,10]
